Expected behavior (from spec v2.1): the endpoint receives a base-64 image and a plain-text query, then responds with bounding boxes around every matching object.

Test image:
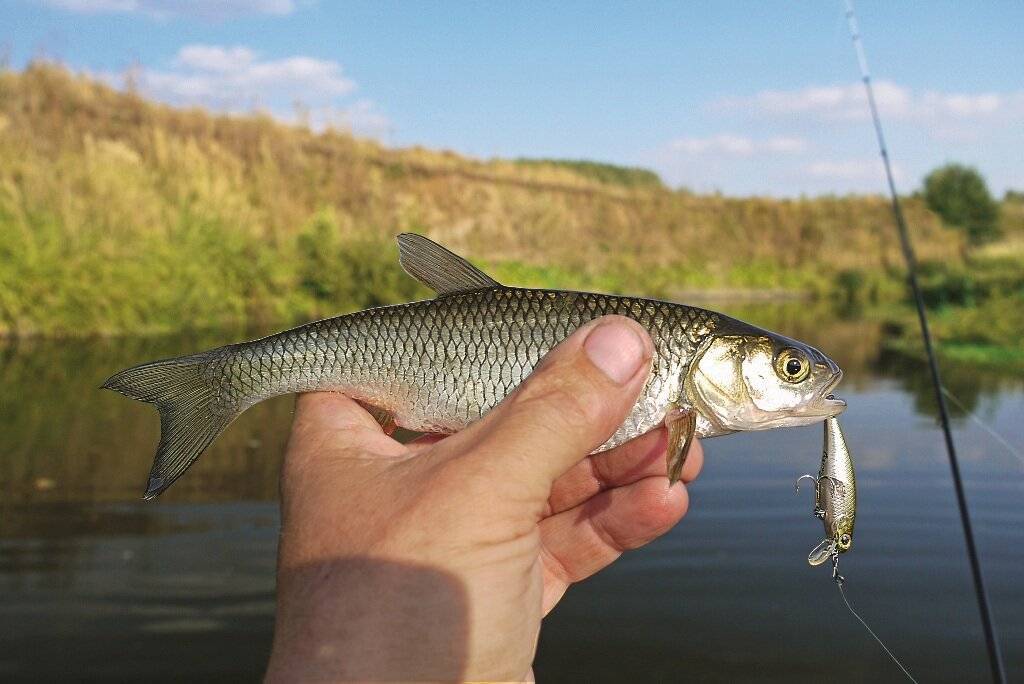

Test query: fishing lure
[797,413,917,682]
[796,413,855,582]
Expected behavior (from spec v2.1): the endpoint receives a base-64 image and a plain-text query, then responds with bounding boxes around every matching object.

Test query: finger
[546,429,704,515]
[406,433,447,450]
[442,316,653,493]
[539,477,688,613]
[284,393,406,475]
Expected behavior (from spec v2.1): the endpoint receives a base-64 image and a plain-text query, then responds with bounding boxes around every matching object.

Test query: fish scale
[225,288,708,443]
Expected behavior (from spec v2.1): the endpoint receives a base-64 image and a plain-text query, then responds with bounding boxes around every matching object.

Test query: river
[1,304,1021,681]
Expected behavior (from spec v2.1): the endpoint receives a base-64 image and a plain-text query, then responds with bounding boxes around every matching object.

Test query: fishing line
[942,386,1024,467]
[836,580,919,684]
[841,2,1007,682]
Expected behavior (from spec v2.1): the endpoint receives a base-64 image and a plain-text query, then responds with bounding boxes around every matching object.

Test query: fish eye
[774,349,810,383]
[839,533,851,547]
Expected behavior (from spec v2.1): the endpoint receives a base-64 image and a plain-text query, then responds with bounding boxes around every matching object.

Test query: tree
[922,163,1000,244]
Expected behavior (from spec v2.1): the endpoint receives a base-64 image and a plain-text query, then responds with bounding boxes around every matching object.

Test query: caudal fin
[102,350,238,499]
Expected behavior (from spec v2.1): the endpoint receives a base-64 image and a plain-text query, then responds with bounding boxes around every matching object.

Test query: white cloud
[669,134,808,157]
[41,0,136,9]
[929,92,1004,118]
[719,81,905,121]
[762,137,808,154]
[806,159,905,184]
[105,44,354,111]
[715,80,1024,126]
[39,0,295,19]
[93,44,389,138]
[175,45,255,73]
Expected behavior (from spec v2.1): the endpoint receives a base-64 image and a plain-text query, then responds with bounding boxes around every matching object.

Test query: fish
[103,233,847,499]
[796,415,857,574]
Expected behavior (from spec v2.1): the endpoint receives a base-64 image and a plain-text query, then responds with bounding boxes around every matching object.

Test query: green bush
[296,208,425,314]
[923,163,1001,244]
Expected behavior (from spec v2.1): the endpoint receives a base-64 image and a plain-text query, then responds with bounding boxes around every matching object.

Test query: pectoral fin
[665,405,697,485]
[807,539,834,566]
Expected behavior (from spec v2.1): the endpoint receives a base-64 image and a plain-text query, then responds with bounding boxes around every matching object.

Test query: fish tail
[102,349,238,499]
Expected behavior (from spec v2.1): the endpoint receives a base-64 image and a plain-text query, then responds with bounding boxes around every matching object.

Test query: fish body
[104,234,846,498]
[218,288,714,440]
[798,415,857,567]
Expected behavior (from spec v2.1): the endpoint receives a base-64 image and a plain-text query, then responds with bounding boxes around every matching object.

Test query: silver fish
[104,233,847,498]
[797,415,857,576]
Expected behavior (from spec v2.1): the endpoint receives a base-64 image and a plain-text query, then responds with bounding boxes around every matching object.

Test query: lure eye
[775,349,810,383]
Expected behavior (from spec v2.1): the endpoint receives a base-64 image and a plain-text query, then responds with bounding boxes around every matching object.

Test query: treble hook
[795,473,817,494]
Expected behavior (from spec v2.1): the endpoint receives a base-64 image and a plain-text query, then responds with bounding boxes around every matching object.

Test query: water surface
[1,307,1021,681]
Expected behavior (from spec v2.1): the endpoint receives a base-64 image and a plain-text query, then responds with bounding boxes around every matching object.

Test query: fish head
[686,326,846,432]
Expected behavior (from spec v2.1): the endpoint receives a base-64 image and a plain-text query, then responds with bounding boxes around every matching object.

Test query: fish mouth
[816,368,846,416]
[799,395,846,420]
[802,368,843,417]
[803,390,847,419]
[822,393,847,416]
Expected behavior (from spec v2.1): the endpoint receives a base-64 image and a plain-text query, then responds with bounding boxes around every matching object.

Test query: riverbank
[1,63,1021,369]
[0,63,966,337]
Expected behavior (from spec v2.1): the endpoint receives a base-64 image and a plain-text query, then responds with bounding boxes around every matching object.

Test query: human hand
[265,315,703,682]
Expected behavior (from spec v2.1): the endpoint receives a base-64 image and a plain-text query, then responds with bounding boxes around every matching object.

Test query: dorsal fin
[397,233,501,296]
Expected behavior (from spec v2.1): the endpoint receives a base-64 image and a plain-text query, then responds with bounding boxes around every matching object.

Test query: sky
[3,0,1022,196]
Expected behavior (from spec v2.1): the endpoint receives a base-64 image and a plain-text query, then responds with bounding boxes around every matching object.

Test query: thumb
[448,315,653,493]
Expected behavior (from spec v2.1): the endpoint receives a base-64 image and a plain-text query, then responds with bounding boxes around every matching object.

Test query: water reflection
[1,308,1022,681]
[0,332,292,508]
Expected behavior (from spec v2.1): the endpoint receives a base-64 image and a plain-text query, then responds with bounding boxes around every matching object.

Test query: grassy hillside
[0,63,990,336]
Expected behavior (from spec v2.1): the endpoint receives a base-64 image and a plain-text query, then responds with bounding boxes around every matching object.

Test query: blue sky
[4,0,1022,196]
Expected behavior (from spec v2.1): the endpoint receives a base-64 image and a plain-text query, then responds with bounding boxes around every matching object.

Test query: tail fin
[102,350,238,499]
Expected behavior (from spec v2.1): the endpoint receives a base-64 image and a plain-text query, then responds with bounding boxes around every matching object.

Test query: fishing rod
[841,2,1007,682]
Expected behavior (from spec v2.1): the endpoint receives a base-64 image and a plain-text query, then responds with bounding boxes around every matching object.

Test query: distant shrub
[513,158,664,189]
[916,261,976,307]
[923,163,1001,244]
[832,268,906,308]
[834,269,866,307]
[296,208,424,313]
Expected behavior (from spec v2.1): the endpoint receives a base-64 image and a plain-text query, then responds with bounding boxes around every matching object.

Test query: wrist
[267,556,470,682]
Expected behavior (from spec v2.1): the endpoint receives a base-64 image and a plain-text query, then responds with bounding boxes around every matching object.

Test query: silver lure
[796,414,856,582]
